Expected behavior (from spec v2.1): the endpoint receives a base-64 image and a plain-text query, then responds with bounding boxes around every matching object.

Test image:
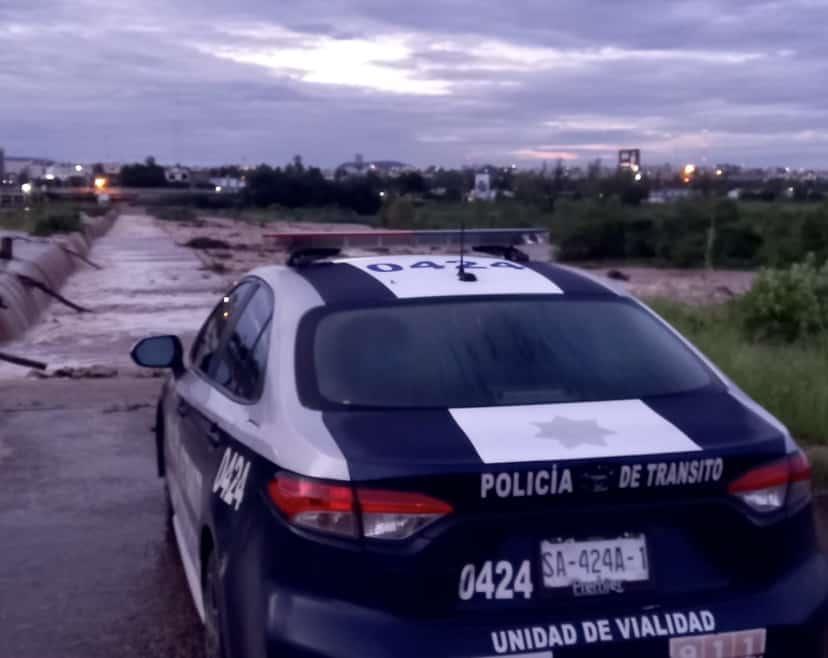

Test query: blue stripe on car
[525,262,616,295]
[321,409,483,480]
[297,262,398,304]
[642,389,786,453]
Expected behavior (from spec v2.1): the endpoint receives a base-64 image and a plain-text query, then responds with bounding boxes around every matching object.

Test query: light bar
[265,228,548,252]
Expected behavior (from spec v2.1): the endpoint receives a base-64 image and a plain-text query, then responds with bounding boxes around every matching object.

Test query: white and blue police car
[131,229,828,658]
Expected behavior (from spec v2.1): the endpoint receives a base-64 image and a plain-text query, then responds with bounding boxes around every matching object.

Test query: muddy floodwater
[0,213,226,379]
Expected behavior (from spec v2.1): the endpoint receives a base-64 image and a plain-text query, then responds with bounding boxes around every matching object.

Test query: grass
[0,208,38,233]
[198,200,553,229]
[0,205,100,236]
[649,299,828,446]
[231,205,374,225]
[400,200,549,229]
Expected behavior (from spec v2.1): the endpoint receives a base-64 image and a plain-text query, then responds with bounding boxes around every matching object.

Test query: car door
[166,280,258,563]
[174,280,275,558]
[200,282,275,539]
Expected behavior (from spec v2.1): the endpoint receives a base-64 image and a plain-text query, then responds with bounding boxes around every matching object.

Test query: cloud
[201,32,451,96]
[1,0,827,167]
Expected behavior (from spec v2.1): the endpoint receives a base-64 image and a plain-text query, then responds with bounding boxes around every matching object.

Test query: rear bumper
[264,553,828,658]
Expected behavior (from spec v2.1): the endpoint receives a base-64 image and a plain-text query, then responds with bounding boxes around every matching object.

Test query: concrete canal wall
[0,211,118,343]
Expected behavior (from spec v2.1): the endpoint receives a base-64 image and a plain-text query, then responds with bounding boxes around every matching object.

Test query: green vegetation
[650,298,828,445]
[121,156,167,188]
[0,206,85,236]
[551,198,828,268]
[0,209,36,233]
[162,195,828,270]
[742,256,828,342]
[378,197,828,269]
[30,210,83,237]
[380,198,544,229]
[229,205,369,225]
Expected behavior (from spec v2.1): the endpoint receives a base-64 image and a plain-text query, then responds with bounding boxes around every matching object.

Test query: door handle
[206,423,222,446]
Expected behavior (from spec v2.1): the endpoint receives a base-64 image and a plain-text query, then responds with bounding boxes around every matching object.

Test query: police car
[131,229,828,658]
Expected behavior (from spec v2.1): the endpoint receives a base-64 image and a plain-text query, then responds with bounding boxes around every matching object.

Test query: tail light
[728,451,812,513]
[268,474,453,540]
[267,475,358,538]
[359,489,453,540]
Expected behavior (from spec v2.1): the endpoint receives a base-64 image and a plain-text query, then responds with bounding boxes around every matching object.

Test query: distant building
[44,163,87,182]
[336,155,416,179]
[469,173,497,202]
[210,176,246,192]
[3,157,51,181]
[165,166,191,184]
[618,149,641,173]
[0,147,5,184]
[647,188,693,204]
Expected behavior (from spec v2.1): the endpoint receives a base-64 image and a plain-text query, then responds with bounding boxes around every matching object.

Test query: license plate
[670,629,766,658]
[540,535,649,588]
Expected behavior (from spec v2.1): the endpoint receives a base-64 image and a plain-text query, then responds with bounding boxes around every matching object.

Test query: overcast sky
[2,0,826,168]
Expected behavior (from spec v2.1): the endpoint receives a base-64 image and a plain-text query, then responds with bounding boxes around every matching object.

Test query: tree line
[121,155,827,216]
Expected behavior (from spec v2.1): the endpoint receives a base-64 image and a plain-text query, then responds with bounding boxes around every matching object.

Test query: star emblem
[533,417,616,449]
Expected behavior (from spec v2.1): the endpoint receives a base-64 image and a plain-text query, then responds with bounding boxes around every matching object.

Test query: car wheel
[203,551,225,658]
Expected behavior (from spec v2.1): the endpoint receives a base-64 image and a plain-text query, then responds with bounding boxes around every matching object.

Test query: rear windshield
[309,298,716,409]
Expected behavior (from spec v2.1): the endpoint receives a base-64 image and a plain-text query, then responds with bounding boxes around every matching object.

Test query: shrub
[381,198,416,228]
[741,255,828,342]
[31,210,83,236]
[651,298,828,443]
[715,223,763,267]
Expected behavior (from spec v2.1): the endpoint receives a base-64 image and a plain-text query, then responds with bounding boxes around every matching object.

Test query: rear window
[307,298,716,409]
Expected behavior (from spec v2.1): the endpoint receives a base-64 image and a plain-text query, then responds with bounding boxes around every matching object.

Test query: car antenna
[457,214,477,282]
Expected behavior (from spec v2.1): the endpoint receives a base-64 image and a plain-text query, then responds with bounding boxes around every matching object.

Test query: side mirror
[130,335,184,377]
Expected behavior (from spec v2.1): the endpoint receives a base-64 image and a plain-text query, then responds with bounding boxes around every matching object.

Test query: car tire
[203,551,226,658]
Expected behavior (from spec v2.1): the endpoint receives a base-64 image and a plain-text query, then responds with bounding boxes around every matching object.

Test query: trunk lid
[322,389,801,615]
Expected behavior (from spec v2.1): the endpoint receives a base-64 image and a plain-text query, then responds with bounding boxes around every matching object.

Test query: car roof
[248,255,625,306]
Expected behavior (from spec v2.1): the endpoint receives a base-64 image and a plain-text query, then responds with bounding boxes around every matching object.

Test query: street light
[74,164,83,173]
[20,182,32,194]
[94,177,107,190]
[215,185,223,193]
